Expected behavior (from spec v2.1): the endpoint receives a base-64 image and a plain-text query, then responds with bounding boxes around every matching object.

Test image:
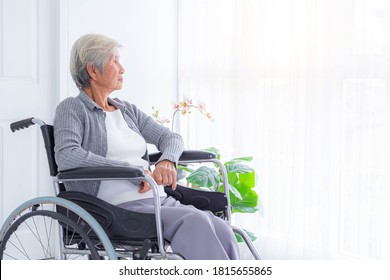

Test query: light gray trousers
[118,196,240,260]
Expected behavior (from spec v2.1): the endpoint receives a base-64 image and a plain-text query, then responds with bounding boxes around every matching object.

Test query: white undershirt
[97,109,166,205]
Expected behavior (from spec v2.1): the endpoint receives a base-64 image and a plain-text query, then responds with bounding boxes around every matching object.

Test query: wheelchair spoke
[68,253,85,260]
[7,236,30,259]
[68,225,79,247]
[63,208,79,248]
[2,252,17,260]
[1,208,101,260]
[23,218,52,258]
[31,214,52,258]
[30,204,54,258]
[42,214,54,257]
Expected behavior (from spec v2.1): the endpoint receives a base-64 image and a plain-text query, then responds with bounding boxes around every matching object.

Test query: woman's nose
[119,63,125,74]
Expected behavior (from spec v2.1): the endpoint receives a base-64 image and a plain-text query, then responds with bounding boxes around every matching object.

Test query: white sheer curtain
[178,0,390,259]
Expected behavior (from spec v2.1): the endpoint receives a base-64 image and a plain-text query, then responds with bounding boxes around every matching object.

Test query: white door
[0,0,57,226]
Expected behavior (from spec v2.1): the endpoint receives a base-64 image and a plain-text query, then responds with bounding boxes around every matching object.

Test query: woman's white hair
[70,34,122,89]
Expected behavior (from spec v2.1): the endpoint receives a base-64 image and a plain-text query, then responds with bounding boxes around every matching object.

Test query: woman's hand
[139,170,153,193]
[153,160,177,190]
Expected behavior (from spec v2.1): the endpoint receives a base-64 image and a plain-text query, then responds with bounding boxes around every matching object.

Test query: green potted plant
[152,98,261,241]
[178,147,260,241]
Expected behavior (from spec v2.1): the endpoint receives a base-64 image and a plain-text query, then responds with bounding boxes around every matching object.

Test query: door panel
[0,0,56,227]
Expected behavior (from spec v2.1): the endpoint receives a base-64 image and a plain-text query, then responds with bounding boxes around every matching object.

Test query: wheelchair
[0,117,261,260]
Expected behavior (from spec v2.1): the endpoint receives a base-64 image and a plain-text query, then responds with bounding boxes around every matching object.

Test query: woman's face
[94,51,125,92]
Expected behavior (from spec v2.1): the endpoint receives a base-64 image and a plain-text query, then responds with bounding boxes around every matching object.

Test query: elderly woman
[54,34,239,260]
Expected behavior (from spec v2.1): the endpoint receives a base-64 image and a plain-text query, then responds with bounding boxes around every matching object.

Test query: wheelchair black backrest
[40,125,59,176]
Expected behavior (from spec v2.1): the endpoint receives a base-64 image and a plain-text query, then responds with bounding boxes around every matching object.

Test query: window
[178,0,390,259]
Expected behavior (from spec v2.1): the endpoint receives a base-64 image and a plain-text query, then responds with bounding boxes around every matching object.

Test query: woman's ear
[86,63,99,81]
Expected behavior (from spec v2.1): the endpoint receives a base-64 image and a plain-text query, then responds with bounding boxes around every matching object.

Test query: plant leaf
[227,172,239,186]
[235,229,257,242]
[232,190,258,213]
[238,171,255,185]
[186,166,219,188]
[236,171,256,192]
[227,184,243,200]
[177,164,195,173]
[225,163,254,174]
[225,156,253,165]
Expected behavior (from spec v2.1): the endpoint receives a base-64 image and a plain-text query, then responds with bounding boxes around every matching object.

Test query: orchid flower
[152,97,213,131]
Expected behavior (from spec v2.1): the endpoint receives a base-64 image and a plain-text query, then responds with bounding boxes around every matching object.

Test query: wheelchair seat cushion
[57,191,158,243]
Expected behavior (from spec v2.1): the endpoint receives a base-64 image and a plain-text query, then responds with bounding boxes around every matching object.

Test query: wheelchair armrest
[149,150,216,165]
[164,185,227,214]
[57,166,144,180]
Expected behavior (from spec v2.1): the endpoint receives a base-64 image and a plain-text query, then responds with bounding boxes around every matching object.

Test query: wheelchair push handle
[10,117,45,132]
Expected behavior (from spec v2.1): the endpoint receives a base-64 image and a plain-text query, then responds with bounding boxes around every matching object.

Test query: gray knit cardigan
[53,90,184,196]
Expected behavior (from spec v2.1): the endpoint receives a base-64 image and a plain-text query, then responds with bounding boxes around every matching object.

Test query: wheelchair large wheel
[0,197,117,260]
[0,210,100,260]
